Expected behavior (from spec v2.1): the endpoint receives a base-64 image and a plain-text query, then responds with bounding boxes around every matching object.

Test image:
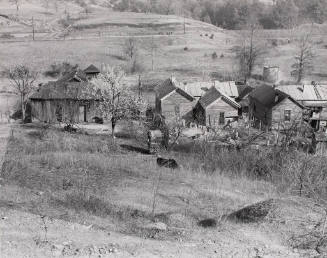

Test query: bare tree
[291,33,314,83]
[160,0,174,15]
[123,37,138,60]
[234,16,266,80]
[5,65,37,123]
[10,0,20,12]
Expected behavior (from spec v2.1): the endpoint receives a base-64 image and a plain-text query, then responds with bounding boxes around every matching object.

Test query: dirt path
[0,123,10,170]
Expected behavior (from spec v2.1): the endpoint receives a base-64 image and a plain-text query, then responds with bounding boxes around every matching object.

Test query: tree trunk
[21,95,25,123]
[111,117,116,138]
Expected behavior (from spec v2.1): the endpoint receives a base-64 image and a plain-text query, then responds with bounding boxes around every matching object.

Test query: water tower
[263,66,279,83]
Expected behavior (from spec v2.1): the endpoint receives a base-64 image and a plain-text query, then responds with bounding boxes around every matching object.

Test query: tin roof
[276,84,321,101]
[179,80,239,98]
[214,81,239,97]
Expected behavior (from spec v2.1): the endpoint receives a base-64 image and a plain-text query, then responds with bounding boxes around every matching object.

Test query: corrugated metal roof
[276,84,319,101]
[180,81,213,97]
[214,81,239,98]
[180,80,239,98]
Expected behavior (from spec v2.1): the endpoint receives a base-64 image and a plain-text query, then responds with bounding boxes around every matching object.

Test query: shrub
[184,47,189,51]
[212,52,218,59]
[210,34,214,39]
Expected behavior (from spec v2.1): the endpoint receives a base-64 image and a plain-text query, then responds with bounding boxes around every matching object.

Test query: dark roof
[84,64,100,74]
[199,86,240,109]
[249,85,304,109]
[236,85,254,101]
[156,78,193,101]
[57,69,88,83]
[30,81,96,100]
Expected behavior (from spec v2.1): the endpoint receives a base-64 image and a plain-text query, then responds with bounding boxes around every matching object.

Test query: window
[174,105,180,116]
[284,110,291,121]
[219,112,225,125]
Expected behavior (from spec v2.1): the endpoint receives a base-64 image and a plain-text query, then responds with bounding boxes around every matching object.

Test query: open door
[79,105,86,123]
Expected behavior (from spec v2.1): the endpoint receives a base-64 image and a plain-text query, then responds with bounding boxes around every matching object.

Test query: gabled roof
[57,69,88,83]
[199,86,240,109]
[250,85,304,109]
[156,78,194,101]
[84,64,100,74]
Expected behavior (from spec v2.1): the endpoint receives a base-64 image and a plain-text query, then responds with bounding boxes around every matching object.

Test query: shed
[249,85,304,130]
[194,86,240,127]
[155,78,194,123]
[30,70,100,124]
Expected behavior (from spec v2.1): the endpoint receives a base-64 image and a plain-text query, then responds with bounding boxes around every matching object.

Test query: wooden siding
[31,100,100,123]
[160,91,194,122]
[194,97,238,127]
[249,97,303,130]
[271,98,303,129]
[205,97,238,127]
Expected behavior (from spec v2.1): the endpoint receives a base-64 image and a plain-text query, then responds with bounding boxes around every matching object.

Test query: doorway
[79,105,87,123]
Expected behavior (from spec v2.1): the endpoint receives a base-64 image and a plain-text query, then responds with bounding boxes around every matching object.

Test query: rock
[144,222,167,231]
[198,218,217,228]
[227,199,276,223]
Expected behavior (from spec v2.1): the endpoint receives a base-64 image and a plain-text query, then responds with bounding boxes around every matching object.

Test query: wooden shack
[155,77,194,123]
[249,85,304,130]
[193,86,240,127]
[30,69,101,124]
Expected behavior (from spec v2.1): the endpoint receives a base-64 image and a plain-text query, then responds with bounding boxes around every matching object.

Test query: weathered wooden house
[155,78,194,123]
[193,86,241,127]
[30,67,101,124]
[277,82,327,130]
[249,85,304,130]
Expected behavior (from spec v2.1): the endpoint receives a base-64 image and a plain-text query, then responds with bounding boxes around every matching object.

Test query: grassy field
[0,123,326,257]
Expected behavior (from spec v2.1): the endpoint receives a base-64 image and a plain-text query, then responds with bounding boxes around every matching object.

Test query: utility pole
[32,16,35,41]
[151,35,154,71]
[138,74,142,98]
[183,15,186,34]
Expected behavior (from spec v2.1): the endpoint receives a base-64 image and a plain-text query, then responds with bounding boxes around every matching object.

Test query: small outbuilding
[30,68,101,124]
[193,86,240,127]
[155,77,194,123]
[249,85,304,131]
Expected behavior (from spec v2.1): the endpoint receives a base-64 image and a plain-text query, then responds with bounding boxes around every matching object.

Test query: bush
[212,52,218,59]
[210,34,214,39]
[183,47,189,51]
